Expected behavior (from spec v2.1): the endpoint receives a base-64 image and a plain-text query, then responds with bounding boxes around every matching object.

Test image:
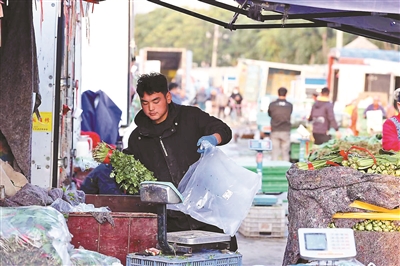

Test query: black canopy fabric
[147,0,400,45]
[261,0,400,45]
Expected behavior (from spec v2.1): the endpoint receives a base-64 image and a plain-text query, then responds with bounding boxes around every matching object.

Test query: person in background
[382,88,400,151]
[130,56,139,103]
[215,86,229,119]
[229,87,243,117]
[267,87,293,161]
[123,72,237,251]
[308,87,341,145]
[363,96,386,119]
[194,87,208,111]
[386,99,398,119]
[312,92,319,102]
[168,82,184,105]
[344,99,359,136]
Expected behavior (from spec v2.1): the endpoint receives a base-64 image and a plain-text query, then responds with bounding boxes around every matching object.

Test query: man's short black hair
[278,87,287,96]
[321,87,330,95]
[168,82,179,91]
[136,72,168,98]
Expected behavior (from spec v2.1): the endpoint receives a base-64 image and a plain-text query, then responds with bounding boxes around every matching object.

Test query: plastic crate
[239,206,286,238]
[245,165,290,194]
[246,206,285,219]
[126,250,242,266]
[252,194,280,206]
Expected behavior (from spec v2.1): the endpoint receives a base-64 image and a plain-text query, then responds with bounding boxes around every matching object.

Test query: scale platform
[166,230,231,253]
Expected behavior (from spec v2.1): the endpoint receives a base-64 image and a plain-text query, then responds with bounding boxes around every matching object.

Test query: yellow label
[32,112,52,132]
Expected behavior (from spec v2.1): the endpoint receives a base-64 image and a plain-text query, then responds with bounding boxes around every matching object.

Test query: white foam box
[239,206,287,238]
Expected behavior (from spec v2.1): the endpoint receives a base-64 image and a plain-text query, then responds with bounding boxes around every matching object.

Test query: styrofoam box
[246,206,285,219]
[127,250,242,266]
[239,206,286,238]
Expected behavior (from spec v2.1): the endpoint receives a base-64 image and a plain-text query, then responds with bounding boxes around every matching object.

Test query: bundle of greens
[93,142,156,194]
[297,135,400,177]
[308,135,382,161]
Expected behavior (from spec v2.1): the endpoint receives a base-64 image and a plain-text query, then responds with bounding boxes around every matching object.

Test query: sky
[134,0,235,14]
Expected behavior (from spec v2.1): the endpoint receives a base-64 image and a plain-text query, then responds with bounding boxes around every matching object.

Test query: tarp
[0,1,39,178]
[81,90,122,146]
[240,0,400,44]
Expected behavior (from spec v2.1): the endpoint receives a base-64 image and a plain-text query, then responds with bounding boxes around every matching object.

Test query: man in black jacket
[123,72,237,251]
[308,87,341,145]
[268,87,293,161]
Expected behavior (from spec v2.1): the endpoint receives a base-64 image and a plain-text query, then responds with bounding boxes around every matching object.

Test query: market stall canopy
[146,0,400,45]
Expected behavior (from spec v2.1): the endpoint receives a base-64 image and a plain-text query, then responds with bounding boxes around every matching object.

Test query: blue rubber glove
[197,135,218,153]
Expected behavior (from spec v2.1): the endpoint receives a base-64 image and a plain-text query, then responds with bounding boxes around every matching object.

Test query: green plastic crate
[245,165,290,194]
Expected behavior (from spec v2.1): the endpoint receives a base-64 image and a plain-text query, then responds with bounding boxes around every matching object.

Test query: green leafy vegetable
[93,142,156,194]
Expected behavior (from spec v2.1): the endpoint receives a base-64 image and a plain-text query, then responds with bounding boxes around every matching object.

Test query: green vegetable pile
[0,237,57,266]
[309,135,382,160]
[352,220,400,232]
[0,206,71,265]
[93,142,156,194]
[329,220,400,232]
[296,135,400,176]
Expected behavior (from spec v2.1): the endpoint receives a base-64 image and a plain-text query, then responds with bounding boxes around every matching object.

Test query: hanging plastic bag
[168,141,260,236]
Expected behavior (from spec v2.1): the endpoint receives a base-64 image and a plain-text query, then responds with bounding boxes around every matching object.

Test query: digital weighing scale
[139,181,231,254]
[248,139,272,193]
[297,228,359,265]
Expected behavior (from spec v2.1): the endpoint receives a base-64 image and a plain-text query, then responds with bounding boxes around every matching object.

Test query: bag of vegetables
[92,142,156,194]
[283,135,400,266]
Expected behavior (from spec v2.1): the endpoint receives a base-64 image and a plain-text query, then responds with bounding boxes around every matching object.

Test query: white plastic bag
[51,198,111,213]
[168,141,260,236]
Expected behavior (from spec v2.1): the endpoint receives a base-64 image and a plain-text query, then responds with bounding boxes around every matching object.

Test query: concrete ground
[237,233,287,266]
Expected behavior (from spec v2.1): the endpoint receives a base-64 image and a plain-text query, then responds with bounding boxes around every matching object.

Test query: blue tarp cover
[81,90,122,145]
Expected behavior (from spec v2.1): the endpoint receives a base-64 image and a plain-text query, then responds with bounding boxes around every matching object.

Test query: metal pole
[256,151,263,193]
[211,24,219,68]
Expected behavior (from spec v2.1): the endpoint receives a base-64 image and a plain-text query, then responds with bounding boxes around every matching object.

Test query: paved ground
[237,233,287,266]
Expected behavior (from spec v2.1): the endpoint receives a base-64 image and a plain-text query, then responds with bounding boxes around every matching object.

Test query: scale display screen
[298,228,357,260]
[305,233,327,250]
[248,139,272,151]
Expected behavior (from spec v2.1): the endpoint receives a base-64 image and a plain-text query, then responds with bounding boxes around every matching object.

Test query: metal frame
[146,0,400,44]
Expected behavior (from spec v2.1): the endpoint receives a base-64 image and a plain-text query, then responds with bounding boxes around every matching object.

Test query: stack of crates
[126,250,242,266]
[245,162,291,194]
[239,205,286,238]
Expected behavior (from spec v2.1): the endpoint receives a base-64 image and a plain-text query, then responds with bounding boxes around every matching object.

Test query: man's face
[140,91,171,124]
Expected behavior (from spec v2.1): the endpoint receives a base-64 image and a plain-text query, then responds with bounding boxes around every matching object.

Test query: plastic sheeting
[168,141,260,236]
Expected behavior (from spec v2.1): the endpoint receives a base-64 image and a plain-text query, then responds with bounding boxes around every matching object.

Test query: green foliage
[109,149,156,195]
[134,7,397,66]
[93,142,156,194]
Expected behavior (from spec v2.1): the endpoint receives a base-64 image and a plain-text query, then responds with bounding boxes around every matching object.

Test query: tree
[134,7,399,66]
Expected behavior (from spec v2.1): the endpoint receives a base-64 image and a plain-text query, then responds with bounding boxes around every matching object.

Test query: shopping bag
[168,141,260,236]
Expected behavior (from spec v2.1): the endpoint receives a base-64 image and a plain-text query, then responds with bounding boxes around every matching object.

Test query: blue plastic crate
[252,194,279,206]
[127,250,242,266]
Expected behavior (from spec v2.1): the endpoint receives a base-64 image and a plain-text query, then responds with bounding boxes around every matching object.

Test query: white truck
[29,0,133,189]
